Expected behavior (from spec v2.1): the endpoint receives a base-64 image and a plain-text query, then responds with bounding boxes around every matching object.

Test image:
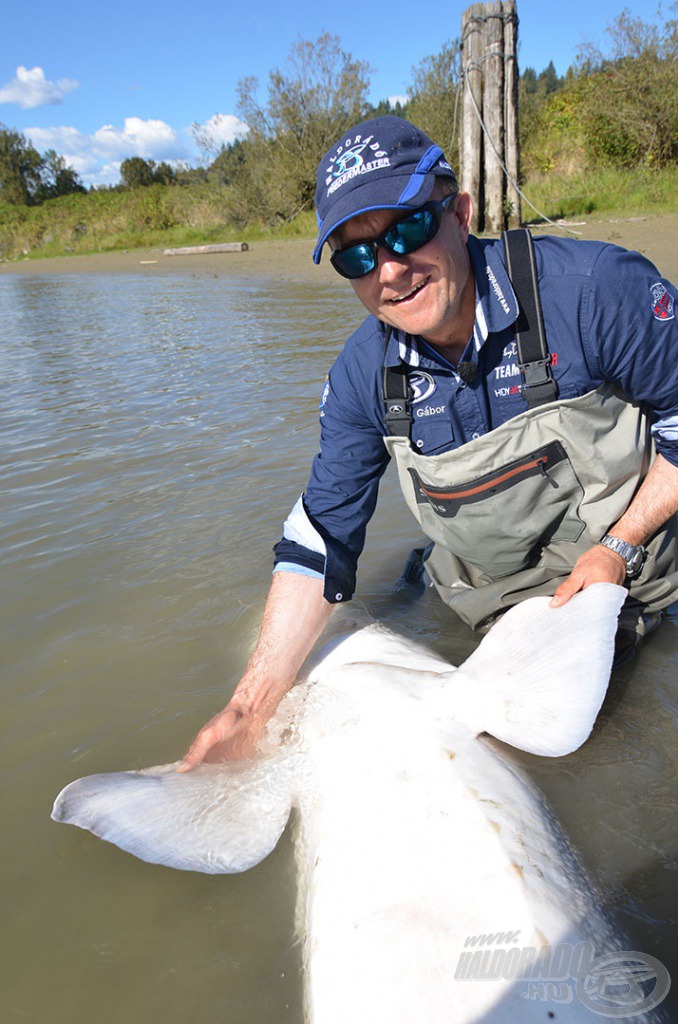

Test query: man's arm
[178,571,333,769]
[550,453,678,606]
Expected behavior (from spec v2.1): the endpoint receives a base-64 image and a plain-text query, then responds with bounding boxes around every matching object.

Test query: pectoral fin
[444,583,627,757]
[52,754,297,874]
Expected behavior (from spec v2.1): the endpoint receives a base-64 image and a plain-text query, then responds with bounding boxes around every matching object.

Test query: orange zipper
[418,456,549,501]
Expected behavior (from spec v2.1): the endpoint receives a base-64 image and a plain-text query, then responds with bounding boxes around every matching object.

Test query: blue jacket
[274,234,678,602]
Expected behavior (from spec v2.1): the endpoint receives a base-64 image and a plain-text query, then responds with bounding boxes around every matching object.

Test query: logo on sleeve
[651,282,675,321]
[319,375,330,416]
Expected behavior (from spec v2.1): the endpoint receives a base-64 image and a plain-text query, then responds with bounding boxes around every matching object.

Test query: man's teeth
[391,280,426,303]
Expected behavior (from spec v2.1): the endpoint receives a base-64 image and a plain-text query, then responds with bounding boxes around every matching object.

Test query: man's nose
[376,245,410,283]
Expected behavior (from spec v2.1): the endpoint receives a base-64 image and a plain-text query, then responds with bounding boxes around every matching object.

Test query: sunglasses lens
[331,243,376,280]
[330,200,446,279]
[386,208,436,255]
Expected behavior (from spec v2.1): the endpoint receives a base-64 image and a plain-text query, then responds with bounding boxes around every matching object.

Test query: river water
[2,269,676,1022]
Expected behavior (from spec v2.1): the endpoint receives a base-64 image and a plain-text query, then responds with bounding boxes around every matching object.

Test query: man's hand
[177,571,333,771]
[177,701,272,770]
[550,453,678,608]
[549,545,627,608]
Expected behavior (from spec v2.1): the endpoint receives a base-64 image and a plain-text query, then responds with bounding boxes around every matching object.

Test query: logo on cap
[326,134,390,196]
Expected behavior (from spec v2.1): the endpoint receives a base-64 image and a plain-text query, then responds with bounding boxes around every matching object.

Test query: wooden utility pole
[461,0,521,232]
[503,0,520,228]
[461,4,485,233]
[483,1,505,233]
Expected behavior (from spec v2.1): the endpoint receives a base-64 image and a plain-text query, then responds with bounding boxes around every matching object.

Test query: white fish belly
[295,668,618,1024]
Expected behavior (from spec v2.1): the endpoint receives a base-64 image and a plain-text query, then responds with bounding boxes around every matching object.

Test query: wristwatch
[598,533,647,580]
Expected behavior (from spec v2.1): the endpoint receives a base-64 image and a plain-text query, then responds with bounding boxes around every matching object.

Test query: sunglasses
[329,194,457,280]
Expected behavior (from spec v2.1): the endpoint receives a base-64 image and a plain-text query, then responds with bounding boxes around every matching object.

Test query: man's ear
[453,192,474,244]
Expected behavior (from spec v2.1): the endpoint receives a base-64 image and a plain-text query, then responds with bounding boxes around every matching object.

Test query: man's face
[330,189,475,351]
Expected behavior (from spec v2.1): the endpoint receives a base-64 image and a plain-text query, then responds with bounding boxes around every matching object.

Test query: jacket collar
[384,235,519,367]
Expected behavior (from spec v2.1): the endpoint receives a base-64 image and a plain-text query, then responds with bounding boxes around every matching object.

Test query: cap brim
[313,171,439,264]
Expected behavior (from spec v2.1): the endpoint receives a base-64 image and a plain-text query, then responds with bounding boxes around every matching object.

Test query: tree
[519,61,570,173]
[152,161,175,186]
[38,150,86,199]
[232,33,373,224]
[0,123,43,204]
[120,156,155,189]
[574,5,678,167]
[407,40,462,158]
[368,98,410,119]
[537,61,561,96]
[521,67,538,95]
[206,139,247,185]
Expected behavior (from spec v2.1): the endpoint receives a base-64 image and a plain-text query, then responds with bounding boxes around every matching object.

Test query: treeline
[138,7,677,228]
[0,132,179,206]
[0,8,676,257]
[184,34,461,228]
[0,124,86,205]
[519,7,678,176]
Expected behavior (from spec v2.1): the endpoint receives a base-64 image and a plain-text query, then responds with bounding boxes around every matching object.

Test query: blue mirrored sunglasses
[329,194,456,280]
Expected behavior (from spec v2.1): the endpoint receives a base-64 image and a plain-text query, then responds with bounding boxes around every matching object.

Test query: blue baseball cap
[313,115,458,264]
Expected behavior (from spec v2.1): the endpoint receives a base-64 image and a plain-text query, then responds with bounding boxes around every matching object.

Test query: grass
[1,166,677,263]
[0,185,321,263]
[520,165,678,224]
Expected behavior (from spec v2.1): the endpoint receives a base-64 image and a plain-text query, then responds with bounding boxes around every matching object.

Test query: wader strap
[502,229,558,410]
[382,327,414,437]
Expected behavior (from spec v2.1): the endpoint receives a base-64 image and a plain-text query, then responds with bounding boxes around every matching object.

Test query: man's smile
[388,278,430,304]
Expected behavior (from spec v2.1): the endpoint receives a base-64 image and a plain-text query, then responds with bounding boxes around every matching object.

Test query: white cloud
[25,112,251,185]
[388,94,409,108]
[0,66,78,109]
[25,118,194,185]
[193,113,249,151]
[92,117,186,161]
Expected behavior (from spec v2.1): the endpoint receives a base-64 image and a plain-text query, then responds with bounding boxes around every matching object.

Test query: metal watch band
[598,533,646,580]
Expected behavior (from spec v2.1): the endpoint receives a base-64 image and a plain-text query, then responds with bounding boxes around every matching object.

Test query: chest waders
[382,229,678,631]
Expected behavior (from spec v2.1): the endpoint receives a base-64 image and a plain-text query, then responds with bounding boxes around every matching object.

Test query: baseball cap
[313,115,458,264]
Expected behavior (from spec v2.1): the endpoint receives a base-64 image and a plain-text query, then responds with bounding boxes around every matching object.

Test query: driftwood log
[163,243,249,256]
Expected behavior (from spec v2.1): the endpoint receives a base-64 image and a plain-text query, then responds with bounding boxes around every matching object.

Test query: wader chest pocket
[407,440,586,579]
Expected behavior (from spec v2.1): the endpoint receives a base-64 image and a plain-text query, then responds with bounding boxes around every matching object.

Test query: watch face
[600,535,645,578]
[626,546,647,579]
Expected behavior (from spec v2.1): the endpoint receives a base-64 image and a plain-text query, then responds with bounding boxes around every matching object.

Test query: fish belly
[295,671,619,1024]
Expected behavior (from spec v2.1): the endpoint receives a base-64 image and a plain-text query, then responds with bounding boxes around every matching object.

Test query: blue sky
[0,0,660,185]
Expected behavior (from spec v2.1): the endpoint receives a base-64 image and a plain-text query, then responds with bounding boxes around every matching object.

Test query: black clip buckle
[521,357,553,388]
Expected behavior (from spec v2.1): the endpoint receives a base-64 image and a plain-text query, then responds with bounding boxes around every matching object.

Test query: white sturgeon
[52,583,668,1022]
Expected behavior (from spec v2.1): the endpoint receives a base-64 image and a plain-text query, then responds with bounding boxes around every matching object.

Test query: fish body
[294,636,618,1023]
[52,584,670,1022]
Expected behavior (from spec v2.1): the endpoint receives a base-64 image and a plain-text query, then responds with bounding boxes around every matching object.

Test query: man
[180,116,678,769]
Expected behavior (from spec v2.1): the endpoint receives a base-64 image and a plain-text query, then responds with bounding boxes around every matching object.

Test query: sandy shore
[1,211,676,283]
[0,237,343,288]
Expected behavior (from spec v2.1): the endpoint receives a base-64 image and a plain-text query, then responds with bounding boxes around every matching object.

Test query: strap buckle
[521,357,552,387]
[382,365,413,437]
[383,397,413,434]
[521,358,558,406]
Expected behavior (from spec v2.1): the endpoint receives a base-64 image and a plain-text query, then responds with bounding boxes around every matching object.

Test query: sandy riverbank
[0,237,342,287]
[1,211,676,282]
